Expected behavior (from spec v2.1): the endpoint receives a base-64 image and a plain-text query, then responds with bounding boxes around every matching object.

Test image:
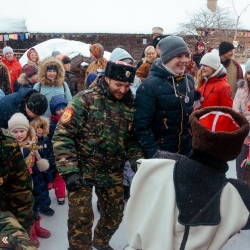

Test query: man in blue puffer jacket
[134,35,195,158]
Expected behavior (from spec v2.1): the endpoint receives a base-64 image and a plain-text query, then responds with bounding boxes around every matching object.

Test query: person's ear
[104,76,110,84]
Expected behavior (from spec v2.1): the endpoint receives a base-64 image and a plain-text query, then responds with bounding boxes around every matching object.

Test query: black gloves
[65,173,87,192]
[194,90,201,101]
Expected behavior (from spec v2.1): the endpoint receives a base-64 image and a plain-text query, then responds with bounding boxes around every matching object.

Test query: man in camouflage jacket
[0,128,34,233]
[0,211,37,250]
[53,61,144,250]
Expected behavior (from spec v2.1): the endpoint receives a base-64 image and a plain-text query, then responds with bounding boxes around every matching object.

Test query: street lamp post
[232,2,250,47]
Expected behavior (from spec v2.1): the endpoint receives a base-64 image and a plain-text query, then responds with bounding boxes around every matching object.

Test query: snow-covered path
[38,160,250,250]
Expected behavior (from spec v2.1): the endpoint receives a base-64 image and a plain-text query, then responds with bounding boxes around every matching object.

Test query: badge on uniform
[61,108,74,124]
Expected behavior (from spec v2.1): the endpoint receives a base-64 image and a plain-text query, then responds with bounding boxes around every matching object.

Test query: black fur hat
[104,61,136,83]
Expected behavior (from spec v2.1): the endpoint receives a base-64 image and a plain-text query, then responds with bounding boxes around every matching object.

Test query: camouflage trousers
[0,211,37,250]
[67,184,124,250]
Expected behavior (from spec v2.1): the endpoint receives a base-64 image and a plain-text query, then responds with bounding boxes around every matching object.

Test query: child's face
[55,108,65,116]
[12,128,28,142]
[36,127,44,136]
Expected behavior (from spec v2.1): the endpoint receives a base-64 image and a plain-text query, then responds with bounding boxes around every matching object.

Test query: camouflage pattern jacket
[53,77,144,187]
[0,211,37,250]
[0,129,34,231]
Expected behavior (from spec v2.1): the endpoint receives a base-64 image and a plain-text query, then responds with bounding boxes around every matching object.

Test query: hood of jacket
[49,95,68,115]
[38,57,65,87]
[109,48,134,64]
[18,73,33,86]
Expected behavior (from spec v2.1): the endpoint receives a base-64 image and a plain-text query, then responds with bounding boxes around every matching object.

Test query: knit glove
[65,173,87,192]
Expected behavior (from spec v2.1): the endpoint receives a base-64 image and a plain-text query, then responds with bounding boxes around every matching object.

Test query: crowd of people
[0,25,250,250]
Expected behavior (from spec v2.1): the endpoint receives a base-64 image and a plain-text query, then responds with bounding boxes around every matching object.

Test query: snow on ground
[38,160,250,250]
[19,38,111,66]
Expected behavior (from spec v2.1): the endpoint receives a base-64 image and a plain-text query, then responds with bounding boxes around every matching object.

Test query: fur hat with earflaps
[105,61,136,83]
[189,106,250,162]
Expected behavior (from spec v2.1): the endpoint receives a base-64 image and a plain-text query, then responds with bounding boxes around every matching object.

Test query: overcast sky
[1,0,250,34]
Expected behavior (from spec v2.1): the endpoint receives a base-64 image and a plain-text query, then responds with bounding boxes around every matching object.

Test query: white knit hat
[3,46,14,56]
[8,113,30,133]
[200,51,220,70]
[245,58,250,73]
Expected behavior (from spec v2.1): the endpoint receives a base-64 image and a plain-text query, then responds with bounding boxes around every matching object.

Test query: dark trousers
[67,185,124,250]
[236,144,248,179]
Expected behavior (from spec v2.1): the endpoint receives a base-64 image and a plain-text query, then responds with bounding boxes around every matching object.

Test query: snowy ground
[38,160,250,250]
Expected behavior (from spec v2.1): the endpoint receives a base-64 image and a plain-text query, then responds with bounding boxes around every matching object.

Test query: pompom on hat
[200,51,221,70]
[105,61,136,83]
[189,106,250,162]
[8,113,30,133]
[219,41,235,56]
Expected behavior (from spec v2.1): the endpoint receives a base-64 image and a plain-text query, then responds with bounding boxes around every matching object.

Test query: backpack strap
[38,82,42,93]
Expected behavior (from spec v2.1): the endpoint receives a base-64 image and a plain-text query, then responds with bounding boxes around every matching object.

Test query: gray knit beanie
[245,58,250,73]
[3,46,14,56]
[159,36,189,64]
[200,51,221,70]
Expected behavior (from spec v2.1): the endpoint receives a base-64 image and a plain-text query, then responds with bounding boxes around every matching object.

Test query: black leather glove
[65,173,87,192]
[194,90,201,101]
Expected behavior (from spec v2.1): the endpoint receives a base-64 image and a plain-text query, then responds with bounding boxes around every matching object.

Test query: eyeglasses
[246,71,250,75]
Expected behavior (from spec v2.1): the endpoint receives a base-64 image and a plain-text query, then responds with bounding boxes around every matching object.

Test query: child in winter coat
[49,95,68,205]
[233,58,250,180]
[30,116,55,208]
[7,113,51,248]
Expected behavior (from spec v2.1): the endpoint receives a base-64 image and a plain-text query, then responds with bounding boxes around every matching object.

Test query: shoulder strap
[38,82,42,93]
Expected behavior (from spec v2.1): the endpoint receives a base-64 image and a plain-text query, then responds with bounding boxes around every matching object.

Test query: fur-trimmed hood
[30,116,50,137]
[18,73,29,86]
[38,57,65,87]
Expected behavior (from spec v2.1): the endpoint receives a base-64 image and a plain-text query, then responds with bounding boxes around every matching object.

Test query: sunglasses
[246,71,250,75]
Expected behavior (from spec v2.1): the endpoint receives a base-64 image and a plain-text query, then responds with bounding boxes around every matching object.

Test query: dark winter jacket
[37,135,56,179]
[193,50,206,69]
[14,72,37,92]
[23,147,51,214]
[0,87,38,128]
[0,63,12,95]
[65,71,78,96]
[134,58,195,158]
